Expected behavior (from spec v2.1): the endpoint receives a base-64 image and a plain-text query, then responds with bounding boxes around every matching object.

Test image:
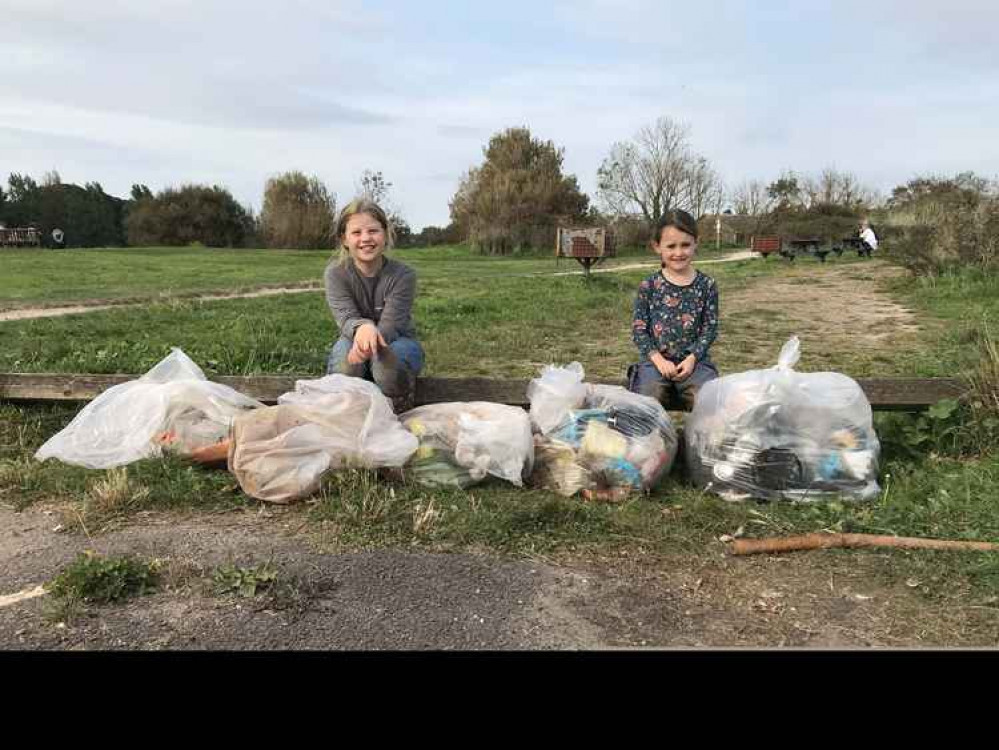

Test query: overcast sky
[3,0,997,230]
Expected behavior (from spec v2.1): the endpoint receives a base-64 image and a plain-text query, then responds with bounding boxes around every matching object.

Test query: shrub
[259,171,336,250]
[886,174,999,275]
[125,184,253,247]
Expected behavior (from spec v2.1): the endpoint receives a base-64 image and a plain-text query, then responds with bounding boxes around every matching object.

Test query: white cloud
[1,1,995,229]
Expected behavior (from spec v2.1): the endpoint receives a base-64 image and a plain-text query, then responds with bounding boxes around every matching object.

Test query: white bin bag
[228,375,418,503]
[400,402,534,488]
[34,348,263,469]
[684,337,881,502]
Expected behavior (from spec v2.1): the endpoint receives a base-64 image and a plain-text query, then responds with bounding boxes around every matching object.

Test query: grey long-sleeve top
[324,257,418,343]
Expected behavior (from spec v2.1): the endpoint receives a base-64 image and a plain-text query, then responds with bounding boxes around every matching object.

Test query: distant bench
[751,235,783,258]
[752,235,874,262]
[0,372,968,412]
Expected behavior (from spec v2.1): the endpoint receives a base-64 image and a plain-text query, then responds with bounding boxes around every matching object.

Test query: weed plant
[46,551,160,604]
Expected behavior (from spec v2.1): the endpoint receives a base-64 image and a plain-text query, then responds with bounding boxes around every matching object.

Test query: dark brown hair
[653,209,698,243]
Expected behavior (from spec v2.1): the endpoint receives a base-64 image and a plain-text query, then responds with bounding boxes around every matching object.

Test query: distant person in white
[859,220,878,256]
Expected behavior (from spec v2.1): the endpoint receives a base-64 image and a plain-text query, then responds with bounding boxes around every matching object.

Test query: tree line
[4,115,992,266]
[0,168,417,250]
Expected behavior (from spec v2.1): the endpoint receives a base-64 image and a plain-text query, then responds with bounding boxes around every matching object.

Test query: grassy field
[0,241,736,310]
[1,244,997,627]
[0,246,926,379]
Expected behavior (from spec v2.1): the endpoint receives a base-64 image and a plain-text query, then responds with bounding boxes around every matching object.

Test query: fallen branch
[730,532,999,556]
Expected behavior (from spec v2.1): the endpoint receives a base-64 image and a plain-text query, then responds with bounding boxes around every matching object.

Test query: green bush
[888,200,999,275]
[125,184,253,247]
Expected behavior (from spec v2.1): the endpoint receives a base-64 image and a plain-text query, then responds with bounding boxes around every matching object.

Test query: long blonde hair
[335,198,395,266]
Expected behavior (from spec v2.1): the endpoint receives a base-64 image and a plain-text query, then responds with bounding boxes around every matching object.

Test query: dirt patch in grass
[719,261,932,374]
[547,547,999,648]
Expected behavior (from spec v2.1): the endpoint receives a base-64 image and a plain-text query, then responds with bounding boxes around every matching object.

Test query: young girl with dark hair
[628,209,719,409]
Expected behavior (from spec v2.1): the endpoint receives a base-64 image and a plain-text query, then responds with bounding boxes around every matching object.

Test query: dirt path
[3,502,995,649]
[542,249,756,277]
[0,286,324,322]
[716,260,928,374]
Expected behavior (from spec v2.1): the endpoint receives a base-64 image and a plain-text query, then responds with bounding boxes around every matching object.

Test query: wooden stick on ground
[731,532,999,556]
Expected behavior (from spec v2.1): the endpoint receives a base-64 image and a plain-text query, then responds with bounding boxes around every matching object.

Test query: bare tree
[685,156,725,220]
[355,168,410,240]
[799,167,875,209]
[597,116,695,226]
[732,179,772,216]
[356,169,392,205]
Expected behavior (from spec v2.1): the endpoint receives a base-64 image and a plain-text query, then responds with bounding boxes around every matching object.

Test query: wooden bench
[0,372,968,412]
[837,236,870,257]
[751,235,782,258]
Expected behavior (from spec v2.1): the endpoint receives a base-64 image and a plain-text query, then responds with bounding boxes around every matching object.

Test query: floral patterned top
[632,269,719,363]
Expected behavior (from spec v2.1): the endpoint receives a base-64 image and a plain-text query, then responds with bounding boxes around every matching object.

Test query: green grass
[0,248,794,378]
[0,242,749,310]
[0,246,330,309]
[2,246,998,607]
[887,268,999,373]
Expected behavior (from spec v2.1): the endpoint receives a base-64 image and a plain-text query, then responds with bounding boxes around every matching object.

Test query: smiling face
[343,211,387,269]
[654,225,697,276]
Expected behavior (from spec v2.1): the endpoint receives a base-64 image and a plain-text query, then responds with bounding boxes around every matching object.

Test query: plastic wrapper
[228,375,418,503]
[400,402,534,488]
[34,348,263,469]
[527,363,678,498]
[684,337,881,502]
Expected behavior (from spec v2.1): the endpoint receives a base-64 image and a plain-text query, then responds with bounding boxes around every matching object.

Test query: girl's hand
[347,343,369,366]
[674,354,697,382]
[650,352,677,380]
[354,323,387,357]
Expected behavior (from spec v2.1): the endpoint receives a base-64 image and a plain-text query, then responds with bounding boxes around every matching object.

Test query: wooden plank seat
[0,372,968,412]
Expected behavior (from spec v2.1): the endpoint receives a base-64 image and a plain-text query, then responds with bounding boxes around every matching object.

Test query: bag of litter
[526,361,588,435]
[400,402,534,488]
[34,348,263,469]
[684,336,881,502]
[527,364,679,499]
[228,375,418,503]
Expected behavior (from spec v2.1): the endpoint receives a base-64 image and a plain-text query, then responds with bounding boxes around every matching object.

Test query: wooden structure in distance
[0,226,42,248]
[556,226,615,276]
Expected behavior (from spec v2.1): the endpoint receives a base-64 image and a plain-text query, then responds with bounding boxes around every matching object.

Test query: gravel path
[0,504,605,650]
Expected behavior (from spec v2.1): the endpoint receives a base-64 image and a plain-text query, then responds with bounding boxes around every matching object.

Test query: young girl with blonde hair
[324,198,424,411]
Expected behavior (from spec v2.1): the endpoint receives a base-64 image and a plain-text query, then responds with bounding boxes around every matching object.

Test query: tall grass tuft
[65,467,152,533]
[967,318,999,450]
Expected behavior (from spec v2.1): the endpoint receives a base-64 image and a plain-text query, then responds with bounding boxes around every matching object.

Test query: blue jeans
[628,358,719,410]
[326,336,425,395]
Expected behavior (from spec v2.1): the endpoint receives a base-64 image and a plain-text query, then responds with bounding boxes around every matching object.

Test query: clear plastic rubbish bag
[527,364,678,498]
[684,336,881,502]
[228,375,418,503]
[527,361,587,435]
[34,348,263,469]
[400,402,534,488]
